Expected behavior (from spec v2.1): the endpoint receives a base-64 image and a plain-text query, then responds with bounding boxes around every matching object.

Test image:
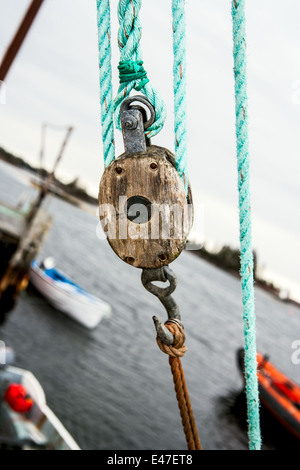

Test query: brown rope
[156,321,187,358]
[156,321,202,450]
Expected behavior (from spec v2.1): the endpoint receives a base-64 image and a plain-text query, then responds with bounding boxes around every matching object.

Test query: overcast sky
[0,0,300,298]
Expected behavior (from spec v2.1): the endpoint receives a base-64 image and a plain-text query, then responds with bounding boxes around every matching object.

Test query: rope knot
[118,60,149,90]
[156,321,187,358]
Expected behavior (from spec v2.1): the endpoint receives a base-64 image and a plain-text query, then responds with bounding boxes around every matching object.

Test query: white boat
[0,360,80,450]
[29,258,112,329]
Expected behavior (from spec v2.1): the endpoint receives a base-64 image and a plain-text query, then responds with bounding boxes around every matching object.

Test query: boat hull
[237,349,300,441]
[0,365,80,450]
[29,263,111,329]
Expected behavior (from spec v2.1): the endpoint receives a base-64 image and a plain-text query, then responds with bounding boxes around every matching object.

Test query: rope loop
[156,321,187,358]
[114,0,166,138]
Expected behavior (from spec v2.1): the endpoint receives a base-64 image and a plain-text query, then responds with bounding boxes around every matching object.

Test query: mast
[29,125,74,219]
[0,0,45,81]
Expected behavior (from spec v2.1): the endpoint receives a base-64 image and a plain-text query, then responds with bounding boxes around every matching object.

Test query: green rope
[118,60,149,90]
[114,0,167,139]
[96,0,115,167]
[231,0,261,450]
[172,0,188,192]
[96,0,189,185]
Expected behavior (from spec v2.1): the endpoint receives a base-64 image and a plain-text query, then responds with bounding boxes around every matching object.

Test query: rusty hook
[141,266,184,346]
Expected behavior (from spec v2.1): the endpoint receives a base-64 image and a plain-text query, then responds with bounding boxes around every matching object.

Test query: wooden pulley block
[98,97,193,269]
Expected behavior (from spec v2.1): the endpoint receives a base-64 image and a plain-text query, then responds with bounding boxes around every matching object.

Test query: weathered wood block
[99,145,193,269]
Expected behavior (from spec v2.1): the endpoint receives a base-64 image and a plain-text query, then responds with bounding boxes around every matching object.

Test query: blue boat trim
[32,261,95,301]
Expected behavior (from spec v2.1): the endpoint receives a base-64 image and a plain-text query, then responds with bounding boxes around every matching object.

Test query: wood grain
[99,145,193,269]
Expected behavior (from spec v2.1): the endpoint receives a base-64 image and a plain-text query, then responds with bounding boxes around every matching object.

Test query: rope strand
[231,0,261,450]
[96,0,115,167]
[172,0,188,191]
[169,356,202,450]
[156,321,202,450]
[114,0,167,138]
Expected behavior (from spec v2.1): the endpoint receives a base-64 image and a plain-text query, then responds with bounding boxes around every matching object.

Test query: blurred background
[1,0,300,300]
[0,0,300,451]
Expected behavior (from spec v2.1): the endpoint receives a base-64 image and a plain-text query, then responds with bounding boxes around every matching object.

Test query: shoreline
[0,153,98,216]
[0,147,98,208]
[187,245,300,309]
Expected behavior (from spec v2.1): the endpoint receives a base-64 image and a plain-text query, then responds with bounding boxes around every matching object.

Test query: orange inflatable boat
[237,349,300,441]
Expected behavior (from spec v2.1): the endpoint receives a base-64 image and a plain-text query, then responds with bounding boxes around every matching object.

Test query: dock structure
[0,202,51,322]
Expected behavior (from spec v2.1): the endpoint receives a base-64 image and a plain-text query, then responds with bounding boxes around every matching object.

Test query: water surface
[0,161,299,450]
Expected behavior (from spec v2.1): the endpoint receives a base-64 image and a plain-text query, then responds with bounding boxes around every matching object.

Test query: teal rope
[96,0,115,167]
[118,60,149,89]
[231,0,261,450]
[96,0,188,182]
[114,0,167,139]
[172,0,188,190]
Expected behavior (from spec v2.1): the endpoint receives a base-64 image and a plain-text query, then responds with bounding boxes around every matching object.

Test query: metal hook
[141,266,184,346]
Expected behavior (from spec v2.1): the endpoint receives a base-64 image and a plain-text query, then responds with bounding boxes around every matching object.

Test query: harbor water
[0,160,300,450]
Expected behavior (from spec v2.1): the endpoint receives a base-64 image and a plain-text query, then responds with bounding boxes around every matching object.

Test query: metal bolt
[124,117,138,130]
